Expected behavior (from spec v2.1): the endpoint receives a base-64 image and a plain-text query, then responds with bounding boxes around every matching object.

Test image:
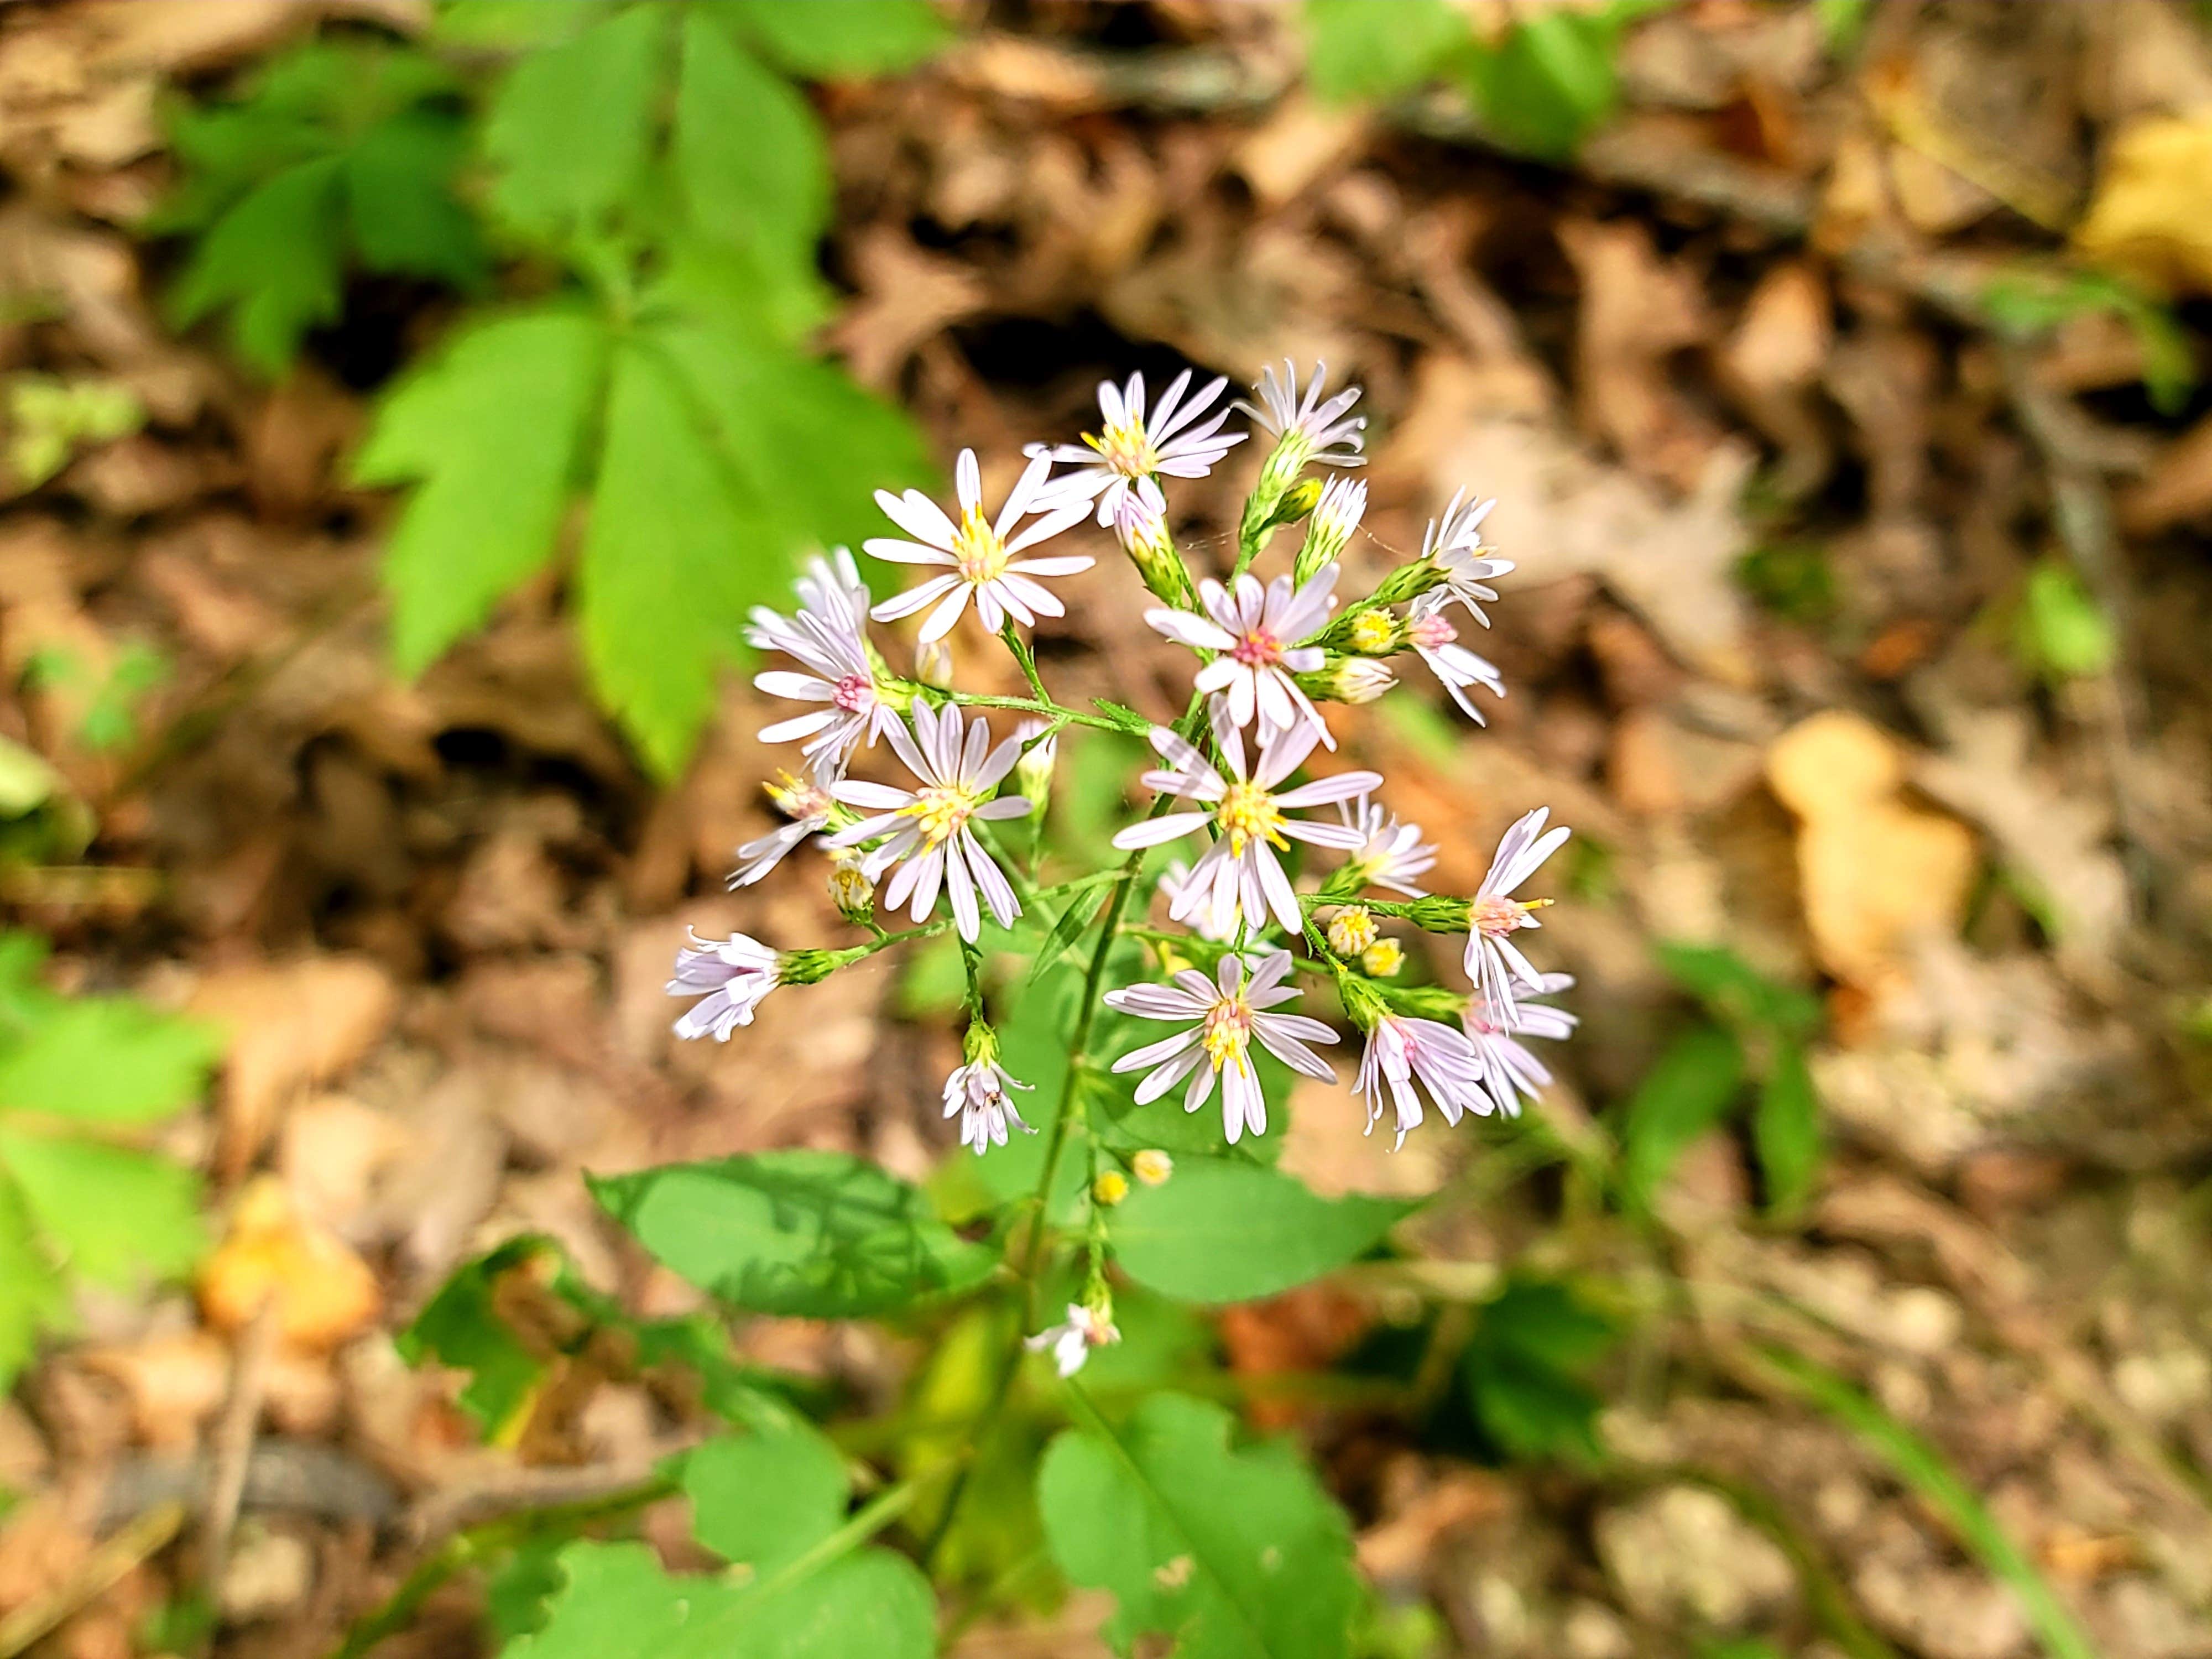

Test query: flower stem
[941,691,1120,733]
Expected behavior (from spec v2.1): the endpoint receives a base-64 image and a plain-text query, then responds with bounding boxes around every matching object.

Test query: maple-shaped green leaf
[483,3,669,239]
[0,1178,65,1385]
[1301,0,1468,103]
[727,0,950,77]
[0,995,223,1124]
[0,1130,202,1290]
[394,1236,554,1442]
[1039,1392,1363,1659]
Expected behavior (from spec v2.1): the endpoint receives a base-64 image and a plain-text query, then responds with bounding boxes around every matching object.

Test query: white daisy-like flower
[1406,589,1506,723]
[943,1057,1035,1155]
[1355,1013,1493,1149]
[667,931,779,1041]
[1238,359,1368,469]
[1465,971,1576,1118]
[866,450,1094,642]
[1300,476,1368,570]
[1145,565,1339,743]
[1423,489,1515,624]
[747,549,898,777]
[1026,1302,1119,1378]
[729,770,837,889]
[1041,369,1245,525]
[1156,860,1232,943]
[1113,709,1378,938]
[1335,793,1436,898]
[1104,950,1338,1144]
[827,703,1031,943]
[1463,807,1571,1020]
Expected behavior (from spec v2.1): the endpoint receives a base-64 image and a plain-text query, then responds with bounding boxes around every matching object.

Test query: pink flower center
[1202,997,1254,1073]
[1230,627,1284,667]
[832,674,873,712]
[1411,611,1456,650]
[1472,895,1534,937]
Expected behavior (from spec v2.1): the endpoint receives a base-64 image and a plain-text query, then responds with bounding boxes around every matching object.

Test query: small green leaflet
[394,1236,552,1442]
[589,1150,998,1318]
[1039,1391,1362,1659]
[1753,1041,1821,1219]
[1301,0,1468,104]
[1109,1160,1408,1305]
[160,41,484,374]
[1617,1025,1743,1209]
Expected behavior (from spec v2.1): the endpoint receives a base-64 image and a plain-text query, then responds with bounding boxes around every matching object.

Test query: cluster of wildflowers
[667,357,1575,1373]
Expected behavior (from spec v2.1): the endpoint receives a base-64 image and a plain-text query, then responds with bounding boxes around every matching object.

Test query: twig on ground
[199,1295,280,1586]
[0,1501,188,1659]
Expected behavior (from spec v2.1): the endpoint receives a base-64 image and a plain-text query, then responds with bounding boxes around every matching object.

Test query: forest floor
[2,3,2212,1657]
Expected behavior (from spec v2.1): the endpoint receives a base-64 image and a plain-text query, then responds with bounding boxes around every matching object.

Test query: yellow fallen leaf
[1766,711,1978,995]
[2074,114,2212,296]
[199,1176,379,1351]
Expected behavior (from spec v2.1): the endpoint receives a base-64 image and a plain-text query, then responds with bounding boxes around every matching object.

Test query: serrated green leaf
[1040,1391,1360,1659]
[354,306,607,676]
[1110,1160,1407,1305]
[394,1236,553,1441]
[676,12,827,300]
[484,3,670,237]
[727,0,948,77]
[0,1175,67,1387]
[590,1149,997,1318]
[169,156,346,373]
[504,1537,936,1659]
[1302,0,1467,103]
[0,1129,203,1289]
[0,997,220,1125]
[343,110,487,286]
[1619,1025,1743,1207]
[682,1426,847,1572]
[1753,1040,1821,1217]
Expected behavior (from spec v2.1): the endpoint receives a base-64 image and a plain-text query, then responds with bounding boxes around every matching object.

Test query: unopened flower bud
[1361,937,1405,978]
[828,854,874,923]
[914,637,954,689]
[1113,478,1197,610]
[1093,1170,1130,1207]
[1014,718,1058,812]
[1296,655,1393,708]
[1131,1149,1174,1186]
[778,945,864,987]
[1347,608,1400,656]
[1328,906,1379,957]
[961,1015,1001,1067]
[1294,477,1366,583]
[1406,895,1473,934]
[1334,970,1390,1031]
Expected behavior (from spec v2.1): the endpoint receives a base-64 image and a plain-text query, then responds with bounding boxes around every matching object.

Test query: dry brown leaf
[2120,411,2212,533]
[1557,216,1719,490]
[2074,114,2212,296]
[199,1176,380,1350]
[1766,711,1977,995]
[189,956,398,1178]
[1233,92,1366,209]
[827,228,987,393]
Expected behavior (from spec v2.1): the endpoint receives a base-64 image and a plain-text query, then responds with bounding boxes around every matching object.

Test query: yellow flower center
[1214,781,1287,855]
[1084,418,1158,479]
[1349,611,1395,654]
[905,784,979,848]
[1327,906,1378,956]
[1360,938,1404,977]
[952,503,1010,585]
[1202,996,1253,1074]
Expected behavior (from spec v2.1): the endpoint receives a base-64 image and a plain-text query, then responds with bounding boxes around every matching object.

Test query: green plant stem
[942,691,1121,733]
[997,622,1054,706]
[750,1478,922,1601]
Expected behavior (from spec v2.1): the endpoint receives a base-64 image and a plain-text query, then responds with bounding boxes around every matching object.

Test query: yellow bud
[1349,611,1396,654]
[1327,906,1379,957]
[1131,1149,1175,1187]
[1093,1170,1130,1207]
[1361,937,1405,978]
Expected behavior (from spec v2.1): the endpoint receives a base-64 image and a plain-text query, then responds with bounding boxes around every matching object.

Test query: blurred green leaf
[682,1425,848,1573]
[1110,1160,1408,1305]
[1302,0,1468,103]
[483,4,669,239]
[395,1235,553,1442]
[0,1130,202,1289]
[1981,265,2195,417]
[1656,943,1821,1040]
[2014,557,2115,682]
[1463,1277,1620,1465]
[1619,1025,1744,1207]
[0,997,222,1125]
[6,375,143,488]
[1040,1391,1362,1659]
[0,1176,69,1384]
[1752,1040,1822,1218]
[727,0,949,77]
[1464,8,1620,159]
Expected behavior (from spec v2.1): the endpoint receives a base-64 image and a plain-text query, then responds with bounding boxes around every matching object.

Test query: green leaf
[1656,943,1820,1038]
[0,998,220,1125]
[394,1237,554,1442]
[503,1537,936,1659]
[1039,1391,1361,1659]
[483,3,670,237]
[1752,1040,1822,1217]
[0,1129,203,1290]
[168,156,346,373]
[343,111,487,286]
[1302,0,1467,103]
[1463,1277,1619,1465]
[1109,1160,1408,1305]
[0,1176,67,1386]
[2015,557,2115,682]
[727,0,949,77]
[676,10,829,298]
[1025,885,1109,987]
[1464,11,1621,160]
[589,1149,998,1318]
[1618,1025,1744,1207]
[353,306,607,676]
[682,1426,848,1572]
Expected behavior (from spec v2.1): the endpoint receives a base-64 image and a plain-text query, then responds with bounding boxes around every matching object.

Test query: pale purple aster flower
[1465,971,1577,1118]
[1237,359,1367,469]
[1112,707,1378,938]
[1301,476,1368,568]
[1026,1302,1118,1378]
[1423,490,1515,624]
[827,703,1031,943]
[1145,565,1339,744]
[1335,793,1436,898]
[1355,1014,1492,1149]
[1104,950,1338,1144]
[747,549,897,776]
[1156,859,1233,942]
[866,449,1094,642]
[1406,589,1506,723]
[943,1057,1035,1155]
[1463,807,1571,1021]
[1041,369,1246,525]
[667,931,779,1041]
[729,770,836,889]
